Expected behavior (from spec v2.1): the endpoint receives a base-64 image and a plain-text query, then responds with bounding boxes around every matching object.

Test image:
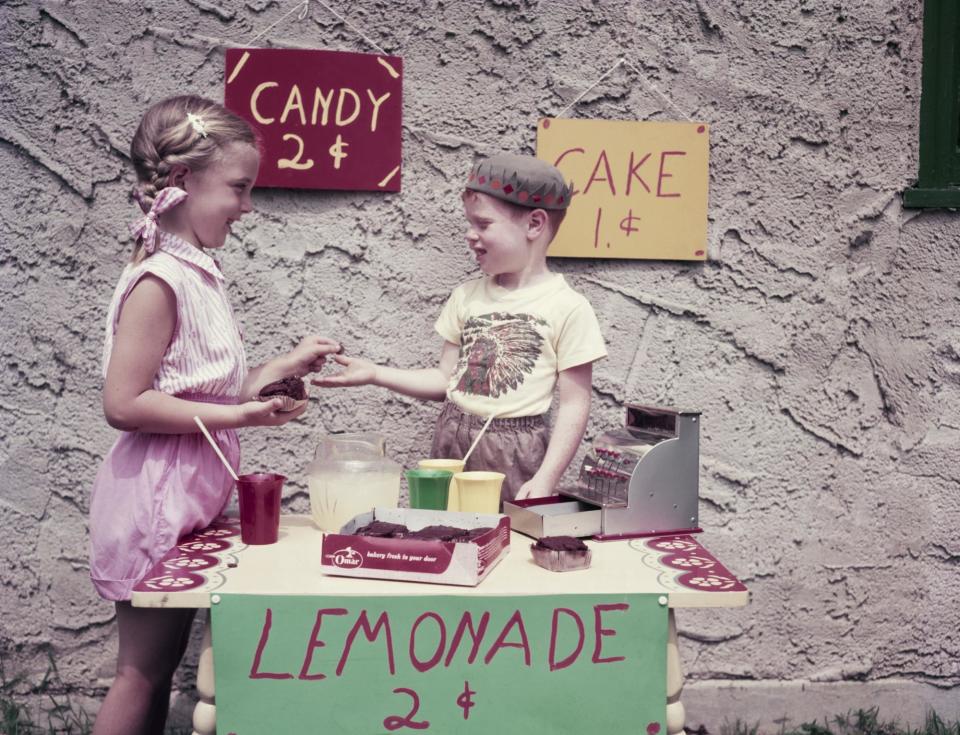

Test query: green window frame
[904,0,960,208]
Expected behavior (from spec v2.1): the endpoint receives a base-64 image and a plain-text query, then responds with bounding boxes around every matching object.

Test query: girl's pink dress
[89,232,247,601]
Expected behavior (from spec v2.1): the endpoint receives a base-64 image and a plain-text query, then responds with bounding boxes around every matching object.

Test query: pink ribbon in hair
[130,186,188,254]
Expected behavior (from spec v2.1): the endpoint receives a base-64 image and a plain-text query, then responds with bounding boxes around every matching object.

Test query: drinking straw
[462,412,497,464]
[193,415,239,482]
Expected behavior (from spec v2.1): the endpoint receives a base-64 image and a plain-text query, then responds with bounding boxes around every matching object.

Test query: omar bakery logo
[328,546,363,569]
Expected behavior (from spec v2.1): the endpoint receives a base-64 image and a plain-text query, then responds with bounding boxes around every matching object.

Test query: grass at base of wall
[1,652,192,735]
[714,709,960,735]
[2,652,94,735]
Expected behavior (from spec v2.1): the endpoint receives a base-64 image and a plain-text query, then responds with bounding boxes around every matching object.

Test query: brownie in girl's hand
[258,377,308,412]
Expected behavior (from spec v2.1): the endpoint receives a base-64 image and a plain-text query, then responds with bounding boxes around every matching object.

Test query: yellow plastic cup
[418,459,465,511]
[454,471,505,514]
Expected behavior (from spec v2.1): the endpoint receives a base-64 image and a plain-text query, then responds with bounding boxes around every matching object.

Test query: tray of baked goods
[320,508,510,586]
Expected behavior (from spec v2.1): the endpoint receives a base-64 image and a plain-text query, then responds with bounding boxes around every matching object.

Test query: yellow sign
[537,118,709,261]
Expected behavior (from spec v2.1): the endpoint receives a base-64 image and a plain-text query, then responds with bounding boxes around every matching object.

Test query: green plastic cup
[405,469,454,510]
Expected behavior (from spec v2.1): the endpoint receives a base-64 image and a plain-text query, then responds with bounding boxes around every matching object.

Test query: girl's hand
[239,398,308,427]
[286,335,342,376]
[241,336,341,404]
[310,354,377,387]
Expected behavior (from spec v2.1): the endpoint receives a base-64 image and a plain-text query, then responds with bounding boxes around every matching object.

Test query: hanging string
[554,58,627,119]
[241,0,388,55]
[553,56,695,122]
[245,0,311,46]
[620,57,694,122]
[314,0,389,55]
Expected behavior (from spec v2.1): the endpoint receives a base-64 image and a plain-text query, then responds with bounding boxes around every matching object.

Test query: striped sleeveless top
[102,231,246,398]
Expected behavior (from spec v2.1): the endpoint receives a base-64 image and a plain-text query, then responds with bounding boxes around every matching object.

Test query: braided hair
[129,95,258,261]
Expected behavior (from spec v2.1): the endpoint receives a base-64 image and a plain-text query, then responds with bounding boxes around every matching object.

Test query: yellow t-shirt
[434,275,607,418]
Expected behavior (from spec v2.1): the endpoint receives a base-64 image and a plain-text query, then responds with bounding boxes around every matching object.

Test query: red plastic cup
[236,473,285,545]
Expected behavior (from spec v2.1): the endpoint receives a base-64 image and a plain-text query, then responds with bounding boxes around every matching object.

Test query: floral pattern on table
[133,517,244,595]
[631,534,746,593]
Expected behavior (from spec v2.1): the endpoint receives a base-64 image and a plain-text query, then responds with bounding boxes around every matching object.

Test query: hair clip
[186,112,208,138]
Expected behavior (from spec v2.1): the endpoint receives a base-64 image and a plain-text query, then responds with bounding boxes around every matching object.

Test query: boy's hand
[286,336,342,376]
[310,354,378,387]
[514,476,556,501]
[239,398,308,426]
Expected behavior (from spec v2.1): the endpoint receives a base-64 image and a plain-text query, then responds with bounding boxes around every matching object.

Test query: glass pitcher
[307,433,401,532]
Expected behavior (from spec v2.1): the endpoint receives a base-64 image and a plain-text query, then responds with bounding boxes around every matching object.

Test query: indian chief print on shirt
[453,312,547,397]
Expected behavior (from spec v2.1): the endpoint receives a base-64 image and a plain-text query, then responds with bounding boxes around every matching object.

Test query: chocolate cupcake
[258,377,308,412]
[530,536,592,572]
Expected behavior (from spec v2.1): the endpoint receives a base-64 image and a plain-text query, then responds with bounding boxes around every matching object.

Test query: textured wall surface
[2,0,958,728]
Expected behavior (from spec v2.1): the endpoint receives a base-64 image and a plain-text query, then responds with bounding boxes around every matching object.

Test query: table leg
[666,609,686,735]
[191,613,217,735]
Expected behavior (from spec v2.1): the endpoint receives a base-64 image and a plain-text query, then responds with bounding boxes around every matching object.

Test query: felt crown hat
[465,153,573,210]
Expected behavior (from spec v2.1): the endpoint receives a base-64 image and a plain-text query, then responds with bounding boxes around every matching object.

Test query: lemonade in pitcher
[307,433,401,532]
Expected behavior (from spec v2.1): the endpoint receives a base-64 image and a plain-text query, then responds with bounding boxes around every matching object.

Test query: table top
[131,515,748,610]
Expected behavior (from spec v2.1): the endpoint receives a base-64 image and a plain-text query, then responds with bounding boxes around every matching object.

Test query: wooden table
[133,515,747,735]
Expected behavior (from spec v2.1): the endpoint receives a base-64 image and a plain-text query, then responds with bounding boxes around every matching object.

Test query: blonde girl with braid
[89,96,340,734]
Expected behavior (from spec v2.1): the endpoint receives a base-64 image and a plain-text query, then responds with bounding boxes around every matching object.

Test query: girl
[89,95,338,734]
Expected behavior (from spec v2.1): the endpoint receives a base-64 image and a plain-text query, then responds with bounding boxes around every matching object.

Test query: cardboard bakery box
[320,508,510,586]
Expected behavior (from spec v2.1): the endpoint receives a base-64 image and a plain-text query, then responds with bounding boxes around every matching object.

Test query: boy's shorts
[430,401,548,505]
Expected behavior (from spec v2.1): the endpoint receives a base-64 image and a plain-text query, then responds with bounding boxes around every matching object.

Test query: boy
[314,153,607,503]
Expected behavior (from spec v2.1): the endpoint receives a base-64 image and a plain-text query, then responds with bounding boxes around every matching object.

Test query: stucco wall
[2,0,958,729]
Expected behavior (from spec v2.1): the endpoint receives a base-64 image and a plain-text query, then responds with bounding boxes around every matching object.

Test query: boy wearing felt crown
[315,153,607,504]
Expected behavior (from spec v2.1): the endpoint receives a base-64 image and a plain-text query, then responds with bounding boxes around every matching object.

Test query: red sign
[224,48,403,191]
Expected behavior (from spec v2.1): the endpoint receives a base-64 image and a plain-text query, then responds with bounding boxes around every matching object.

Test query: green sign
[211,593,667,734]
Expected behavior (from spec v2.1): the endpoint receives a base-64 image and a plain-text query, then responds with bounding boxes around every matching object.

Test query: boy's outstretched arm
[311,340,459,402]
[515,362,593,500]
